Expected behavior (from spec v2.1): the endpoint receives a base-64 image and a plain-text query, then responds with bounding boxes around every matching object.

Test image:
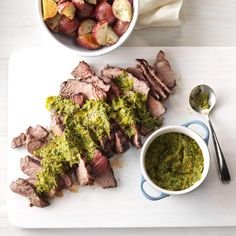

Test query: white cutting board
[7,47,236,228]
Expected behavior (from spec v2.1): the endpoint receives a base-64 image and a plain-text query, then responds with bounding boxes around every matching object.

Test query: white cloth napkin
[136,0,183,29]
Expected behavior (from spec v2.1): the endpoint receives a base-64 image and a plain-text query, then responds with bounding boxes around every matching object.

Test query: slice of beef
[100,136,114,158]
[23,125,49,153]
[26,125,49,140]
[75,158,94,186]
[126,67,146,82]
[10,178,49,207]
[91,150,117,188]
[101,65,123,78]
[154,51,176,90]
[130,127,142,149]
[102,65,150,96]
[61,174,73,188]
[60,79,107,100]
[138,58,172,94]
[72,93,86,107]
[50,110,65,136]
[25,135,45,154]
[11,133,27,149]
[20,155,42,178]
[82,75,111,92]
[101,76,121,100]
[26,178,59,199]
[100,76,112,84]
[127,72,150,96]
[147,96,166,119]
[71,61,94,79]
[114,129,130,153]
[26,177,36,186]
[137,59,168,100]
[11,126,48,153]
[110,122,130,154]
[139,126,153,136]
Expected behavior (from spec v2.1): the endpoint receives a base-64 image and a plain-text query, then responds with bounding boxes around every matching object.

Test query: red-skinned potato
[113,20,129,36]
[76,2,95,20]
[112,0,133,22]
[59,16,80,34]
[92,21,108,45]
[76,33,101,49]
[57,2,76,20]
[106,26,119,45]
[78,19,96,35]
[71,0,85,9]
[46,13,61,32]
[95,2,116,24]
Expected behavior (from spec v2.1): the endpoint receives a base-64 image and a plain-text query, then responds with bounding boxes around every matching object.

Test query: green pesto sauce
[192,90,210,110]
[145,133,204,191]
[35,135,72,193]
[115,71,133,92]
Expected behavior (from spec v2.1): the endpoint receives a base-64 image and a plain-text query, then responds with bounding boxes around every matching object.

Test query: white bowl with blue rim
[140,120,210,201]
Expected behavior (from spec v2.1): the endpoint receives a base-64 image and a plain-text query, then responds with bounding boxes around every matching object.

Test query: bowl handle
[140,176,169,201]
[182,120,210,144]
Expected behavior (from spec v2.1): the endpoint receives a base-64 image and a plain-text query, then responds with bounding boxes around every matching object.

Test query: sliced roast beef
[50,110,65,136]
[11,133,27,149]
[102,65,150,96]
[100,136,114,158]
[137,59,169,100]
[100,76,112,84]
[154,51,176,90]
[25,136,45,154]
[91,150,117,188]
[72,93,86,107]
[26,125,49,140]
[60,79,107,100]
[101,65,123,78]
[20,155,42,178]
[75,158,94,186]
[114,129,130,153]
[127,72,150,96]
[26,177,36,186]
[130,127,142,149]
[126,67,146,81]
[61,174,73,188]
[26,178,59,199]
[139,126,153,136]
[101,76,121,100]
[147,96,166,119]
[11,126,48,153]
[82,75,111,92]
[10,178,49,207]
[71,61,94,79]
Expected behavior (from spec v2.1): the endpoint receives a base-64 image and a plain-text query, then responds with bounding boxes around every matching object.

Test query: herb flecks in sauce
[191,88,210,110]
[35,135,72,193]
[145,133,204,191]
[115,72,133,92]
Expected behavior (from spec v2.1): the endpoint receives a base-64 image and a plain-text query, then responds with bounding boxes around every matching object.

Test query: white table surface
[1,0,236,235]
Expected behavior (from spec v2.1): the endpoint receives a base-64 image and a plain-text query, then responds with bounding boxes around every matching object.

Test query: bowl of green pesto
[140,120,210,200]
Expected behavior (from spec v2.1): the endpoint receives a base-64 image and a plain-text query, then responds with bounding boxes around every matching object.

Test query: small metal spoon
[189,85,231,184]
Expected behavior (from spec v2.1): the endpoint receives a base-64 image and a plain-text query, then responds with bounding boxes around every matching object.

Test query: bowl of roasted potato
[38,0,138,56]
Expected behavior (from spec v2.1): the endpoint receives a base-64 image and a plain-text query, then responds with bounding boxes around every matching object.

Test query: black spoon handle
[207,117,231,184]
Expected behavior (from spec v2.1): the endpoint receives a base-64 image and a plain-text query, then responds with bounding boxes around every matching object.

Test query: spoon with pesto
[189,84,231,184]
